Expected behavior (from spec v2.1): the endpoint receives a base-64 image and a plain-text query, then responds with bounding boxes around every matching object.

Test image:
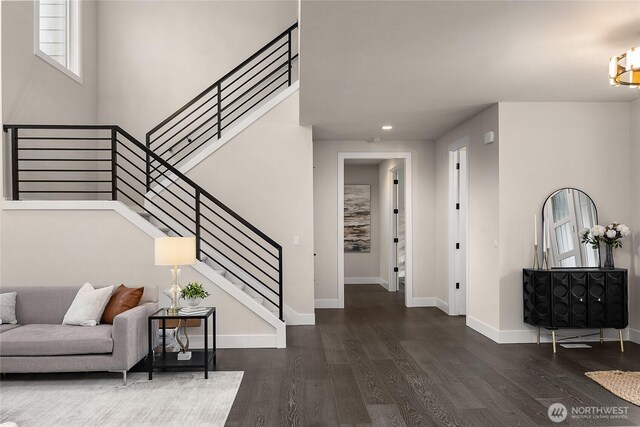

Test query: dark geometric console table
[523,268,628,353]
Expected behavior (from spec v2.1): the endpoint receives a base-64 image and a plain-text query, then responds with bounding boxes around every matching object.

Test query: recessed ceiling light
[381,125,393,130]
[367,137,384,143]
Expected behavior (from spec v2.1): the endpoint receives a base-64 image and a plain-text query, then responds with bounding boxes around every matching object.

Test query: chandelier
[609,47,640,87]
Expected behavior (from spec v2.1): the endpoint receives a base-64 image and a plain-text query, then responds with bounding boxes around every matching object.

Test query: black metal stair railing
[145,22,298,187]
[3,124,284,320]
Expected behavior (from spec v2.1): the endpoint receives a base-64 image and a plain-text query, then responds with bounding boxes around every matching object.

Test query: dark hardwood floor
[220,284,640,426]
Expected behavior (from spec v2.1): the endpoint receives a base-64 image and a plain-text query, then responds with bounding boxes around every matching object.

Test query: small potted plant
[180,282,210,307]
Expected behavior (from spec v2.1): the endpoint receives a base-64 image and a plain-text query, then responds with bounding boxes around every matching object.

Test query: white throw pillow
[62,283,114,326]
[0,292,18,324]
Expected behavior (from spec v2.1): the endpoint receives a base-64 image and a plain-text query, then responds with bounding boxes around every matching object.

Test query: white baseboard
[466,315,500,343]
[436,298,449,314]
[284,305,315,325]
[466,317,636,345]
[411,297,448,311]
[344,277,391,291]
[315,298,339,309]
[190,334,278,349]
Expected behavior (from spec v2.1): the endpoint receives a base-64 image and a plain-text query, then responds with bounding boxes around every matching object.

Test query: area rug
[585,370,640,406]
[0,371,243,426]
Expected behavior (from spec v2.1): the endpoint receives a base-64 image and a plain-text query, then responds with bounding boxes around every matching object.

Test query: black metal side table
[147,307,216,380]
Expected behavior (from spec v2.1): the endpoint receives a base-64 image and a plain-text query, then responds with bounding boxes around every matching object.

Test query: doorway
[338,152,413,309]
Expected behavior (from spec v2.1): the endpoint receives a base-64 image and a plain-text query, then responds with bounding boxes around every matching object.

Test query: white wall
[96,0,298,141]
[313,140,437,305]
[344,164,380,280]
[630,98,640,339]
[1,0,98,123]
[435,105,499,326]
[0,209,275,342]
[498,102,632,334]
[186,91,315,316]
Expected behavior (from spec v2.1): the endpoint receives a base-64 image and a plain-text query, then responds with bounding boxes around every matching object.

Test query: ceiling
[299,1,640,141]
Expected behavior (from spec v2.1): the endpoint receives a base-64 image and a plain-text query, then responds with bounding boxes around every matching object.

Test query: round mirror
[542,188,599,268]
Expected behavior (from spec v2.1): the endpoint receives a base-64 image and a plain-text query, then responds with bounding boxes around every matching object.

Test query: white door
[451,148,467,315]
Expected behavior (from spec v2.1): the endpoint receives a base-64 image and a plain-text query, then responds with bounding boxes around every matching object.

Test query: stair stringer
[147,82,299,199]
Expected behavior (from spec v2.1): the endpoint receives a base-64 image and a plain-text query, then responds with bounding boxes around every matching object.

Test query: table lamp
[155,236,196,314]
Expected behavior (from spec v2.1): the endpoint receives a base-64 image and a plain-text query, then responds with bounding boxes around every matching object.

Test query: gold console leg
[619,330,624,353]
[600,329,604,344]
[537,327,541,346]
[551,330,557,354]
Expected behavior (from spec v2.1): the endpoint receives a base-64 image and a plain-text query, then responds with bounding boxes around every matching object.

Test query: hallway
[222,284,640,426]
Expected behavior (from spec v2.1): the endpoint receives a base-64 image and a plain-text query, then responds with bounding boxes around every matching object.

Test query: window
[34,0,81,82]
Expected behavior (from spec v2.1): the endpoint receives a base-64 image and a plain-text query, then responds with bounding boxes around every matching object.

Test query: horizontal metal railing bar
[4,124,115,130]
[200,247,278,301]
[117,125,282,250]
[117,189,184,238]
[221,44,288,102]
[222,40,287,91]
[200,223,279,283]
[200,200,279,258]
[116,175,195,235]
[157,103,219,155]
[17,169,112,172]
[220,64,289,115]
[200,213,279,272]
[20,179,111,183]
[118,139,197,200]
[221,78,288,133]
[116,139,196,203]
[19,158,111,162]
[116,153,197,217]
[16,137,112,141]
[18,190,112,194]
[146,22,297,137]
[149,94,218,145]
[18,147,111,151]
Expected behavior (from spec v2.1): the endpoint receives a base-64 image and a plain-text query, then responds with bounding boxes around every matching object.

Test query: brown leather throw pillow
[101,284,144,324]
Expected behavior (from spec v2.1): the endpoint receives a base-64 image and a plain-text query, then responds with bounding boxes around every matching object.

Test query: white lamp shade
[155,237,196,266]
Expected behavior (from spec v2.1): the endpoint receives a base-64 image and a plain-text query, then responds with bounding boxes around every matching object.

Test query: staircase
[2,23,300,332]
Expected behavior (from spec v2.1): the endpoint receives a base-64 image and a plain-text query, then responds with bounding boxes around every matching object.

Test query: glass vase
[603,245,615,269]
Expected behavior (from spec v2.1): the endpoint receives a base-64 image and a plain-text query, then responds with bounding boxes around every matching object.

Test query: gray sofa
[0,285,159,384]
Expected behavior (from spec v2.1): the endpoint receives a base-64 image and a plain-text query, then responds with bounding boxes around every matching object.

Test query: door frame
[337,152,413,308]
[448,139,469,316]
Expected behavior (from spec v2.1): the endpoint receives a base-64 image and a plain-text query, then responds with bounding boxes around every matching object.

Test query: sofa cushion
[0,324,113,356]
[101,285,144,324]
[0,292,18,324]
[0,324,21,334]
[62,283,113,327]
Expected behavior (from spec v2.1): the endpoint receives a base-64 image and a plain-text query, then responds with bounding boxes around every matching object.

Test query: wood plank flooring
[221,284,640,426]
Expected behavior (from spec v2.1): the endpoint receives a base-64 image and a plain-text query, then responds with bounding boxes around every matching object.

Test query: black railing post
[217,82,222,139]
[11,128,19,200]
[278,247,283,320]
[111,127,118,201]
[287,30,292,86]
[195,188,201,260]
[145,134,151,191]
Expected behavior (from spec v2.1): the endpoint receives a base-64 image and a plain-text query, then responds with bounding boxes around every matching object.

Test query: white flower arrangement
[581,222,630,249]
